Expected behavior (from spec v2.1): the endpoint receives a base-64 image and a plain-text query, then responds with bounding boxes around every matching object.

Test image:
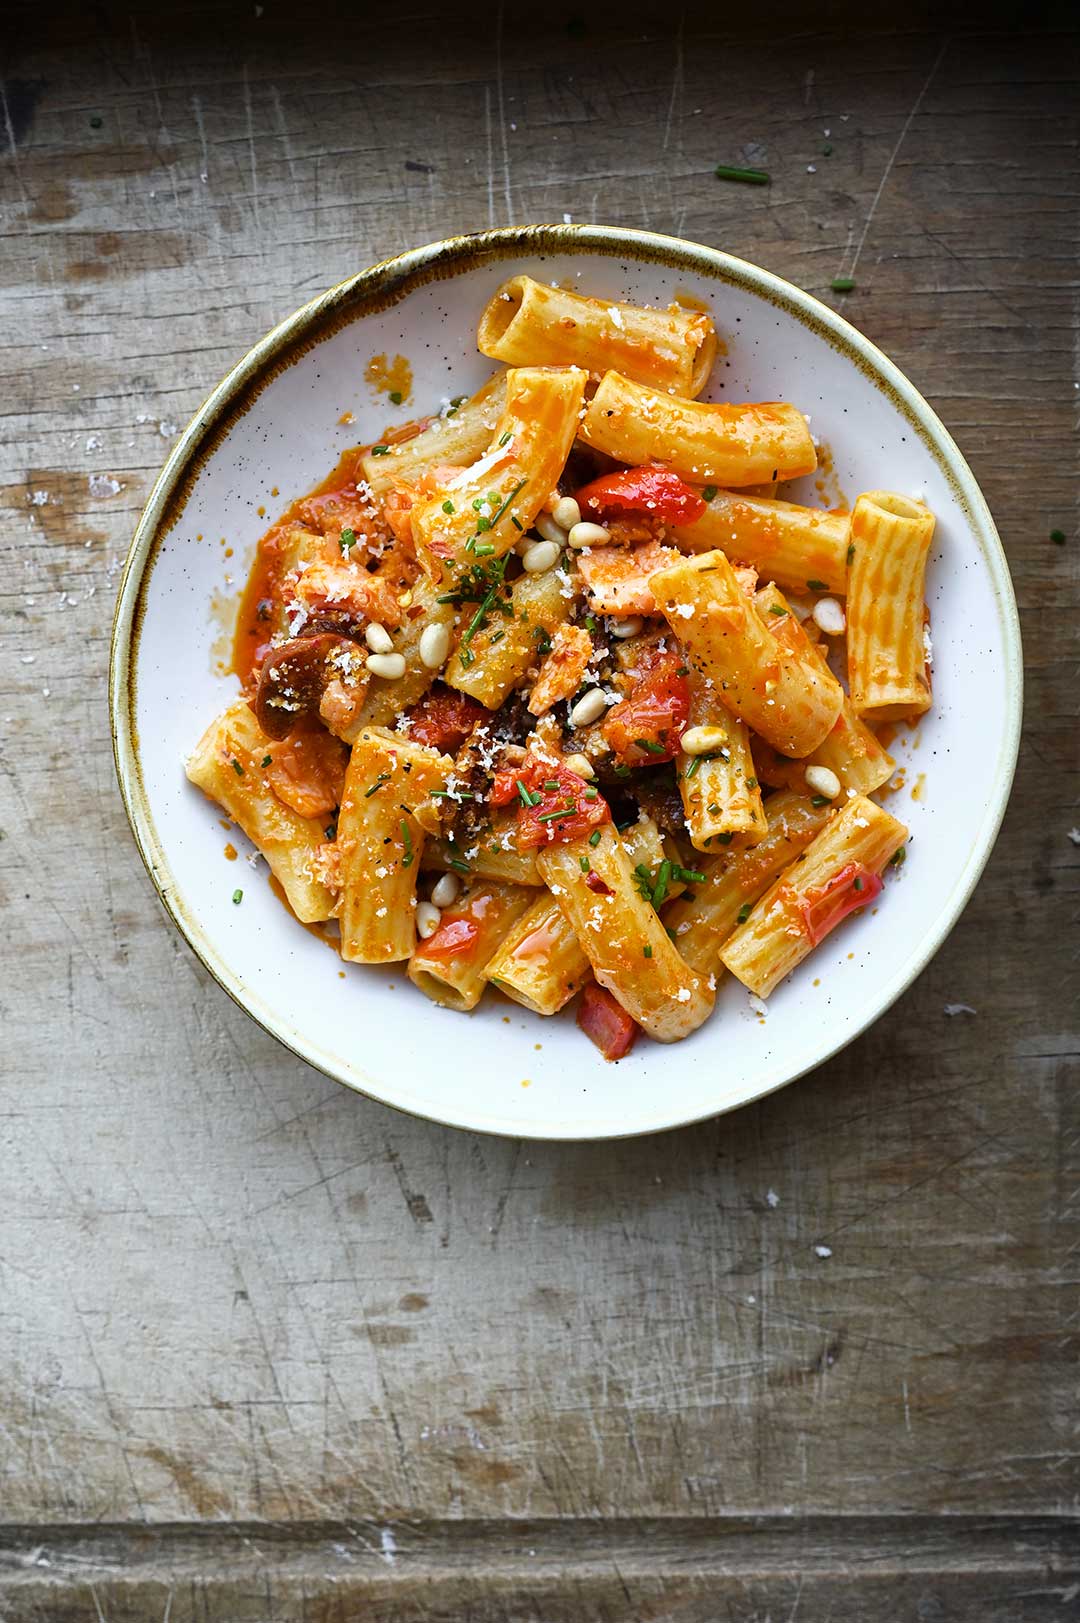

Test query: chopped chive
[806,578,828,591]
[635,738,666,755]
[701,485,718,503]
[811,794,829,807]
[515,778,533,808]
[853,876,864,892]
[707,802,720,815]
[449,858,470,873]
[370,444,389,456]
[745,776,758,789]
[830,276,855,293]
[474,541,495,556]
[890,846,906,867]
[429,789,475,800]
[389,391,403,406]
[613,764,631,778]
[769,604,788,616]
[511,515,523,531]
[231,758,244,776]
[458,648,474,667]
[1050,528,1066,544]
[543,779,561,791]
[340,526,356,554]
[232,888,243,905]
[651,859,672,910]
[847,542,856,564]
[737,903,752,924]
[588,829,602,847]
[365,771,391,798]
[643,944,653,958]
[673,866,706,884]
[261,754,272,767]
[537,807,576,823]
[585,614,597,631]
[498,431,512,447]
[716,832,734,845]
[442,499,455,514]
[475,516,491,533]
[583,786,598,800]
[325,823,337,839]
[715,164,769,185]
[490,630,505,644]
[400,820,414,867]
[676,665,690,677]
[579,855,590,872]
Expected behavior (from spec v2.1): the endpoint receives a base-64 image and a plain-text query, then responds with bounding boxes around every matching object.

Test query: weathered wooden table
[2,5,1077,1617]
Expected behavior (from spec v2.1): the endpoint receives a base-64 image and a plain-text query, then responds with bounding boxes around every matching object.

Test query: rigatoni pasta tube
[579,371,816,487]
[186,701,336,923]
[720,796,908,997]
[477,276,717,397]
[408,880,532,1011]
[537,825,714,1042]
[410,367,586,579]
[754,583,894,796]
[678,673,766,851]
[336,727,452,963]
[650,549,844,757]
[846,492,935,721]
[359,373,507,495]
[482,815,668,1014]
[663,790,833,975]
[483,894,588,1016]
[444,566,571,709]
[673,490,850,595]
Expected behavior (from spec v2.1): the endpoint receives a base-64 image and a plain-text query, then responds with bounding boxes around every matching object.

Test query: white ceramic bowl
[111,226,1021,1139]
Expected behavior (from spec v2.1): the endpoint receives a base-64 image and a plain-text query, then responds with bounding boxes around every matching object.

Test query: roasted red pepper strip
[796,862,884,947]
[574,465,707,525]
[601,647,689,766]
[577,984,639,1060]
[489,752,611,850]
[404,684,487,754]
[415,914,480,961]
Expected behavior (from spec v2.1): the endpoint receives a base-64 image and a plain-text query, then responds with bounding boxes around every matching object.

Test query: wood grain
[1,2,1077,1616]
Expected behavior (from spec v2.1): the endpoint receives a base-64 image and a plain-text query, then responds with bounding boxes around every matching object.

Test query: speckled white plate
[110,225,1021,1139]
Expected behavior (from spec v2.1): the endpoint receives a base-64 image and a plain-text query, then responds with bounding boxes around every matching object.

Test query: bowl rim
[109,223,1023,1140]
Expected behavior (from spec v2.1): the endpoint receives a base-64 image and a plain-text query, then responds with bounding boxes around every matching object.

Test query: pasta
[477,275,717,396]
[190,272,925,1060]
[672,489,850,595]
[579,371,817,487]
[720,796,907,997]
[649,549,844,757]
[846,491,935,720]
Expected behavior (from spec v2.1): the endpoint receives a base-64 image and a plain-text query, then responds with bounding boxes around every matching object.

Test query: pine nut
[431,872,461,908]
[552,495,581,531]
[419,622,451,668]
[365,622,394,654]
[563,752,595,780]
[568,520,611,549]
[805,764,842,799]
[569,688,608,728]
[365,651,406,680]
[522,540,560,573]
[533,511,568,547]
[609,615,644,639]
[812,597,846,635]
[680,724,729,756]
[416,901,442,939]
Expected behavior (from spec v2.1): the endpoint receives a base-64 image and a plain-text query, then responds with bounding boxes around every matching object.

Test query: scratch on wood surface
[494,3,513,223]
[662,13,684,153]
[838,37,950,282]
